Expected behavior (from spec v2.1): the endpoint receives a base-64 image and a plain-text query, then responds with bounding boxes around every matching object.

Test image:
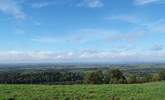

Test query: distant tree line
[0,71,83,84]
[0,69,165,84]
[84,69,165,84]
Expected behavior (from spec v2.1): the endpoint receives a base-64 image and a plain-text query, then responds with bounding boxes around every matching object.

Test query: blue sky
[0,0,165,63]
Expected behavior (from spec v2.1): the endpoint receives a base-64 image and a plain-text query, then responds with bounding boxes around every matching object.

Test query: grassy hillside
[0,82,165,100]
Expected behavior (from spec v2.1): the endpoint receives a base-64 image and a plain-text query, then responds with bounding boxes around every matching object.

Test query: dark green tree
[84,70,104,84]
[127,75,137,84]
[158,70,165,81]
[152,73,161,82]
[105,69,126,84]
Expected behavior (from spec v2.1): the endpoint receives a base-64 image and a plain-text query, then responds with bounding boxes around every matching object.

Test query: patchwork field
[0,82,165,100]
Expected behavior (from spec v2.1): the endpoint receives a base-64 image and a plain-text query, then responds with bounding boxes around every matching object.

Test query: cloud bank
[0,49,165,63]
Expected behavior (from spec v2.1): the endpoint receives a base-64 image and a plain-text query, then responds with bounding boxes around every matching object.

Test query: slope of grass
[0,82,165,100]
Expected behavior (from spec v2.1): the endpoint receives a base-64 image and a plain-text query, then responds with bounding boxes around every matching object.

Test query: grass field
[0,82,165,100]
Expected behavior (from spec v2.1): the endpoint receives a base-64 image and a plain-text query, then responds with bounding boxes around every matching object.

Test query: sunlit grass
[0,82,164,100]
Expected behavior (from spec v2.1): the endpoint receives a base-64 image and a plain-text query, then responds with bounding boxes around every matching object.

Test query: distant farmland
[0,82,165,100]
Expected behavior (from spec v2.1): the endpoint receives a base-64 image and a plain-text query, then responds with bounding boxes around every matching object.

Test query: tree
[127,75,137,84]
[158,70,165,81]
[142,75,152,83]
[84,70,104,84]
[152,73,161,82]
[105,69,126,84]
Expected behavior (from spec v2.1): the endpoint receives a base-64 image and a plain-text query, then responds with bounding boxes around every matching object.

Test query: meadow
[0,82,165,100]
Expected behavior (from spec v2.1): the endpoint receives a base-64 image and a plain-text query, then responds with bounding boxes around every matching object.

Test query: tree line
[85,69,165,84]
[0,69,165,84]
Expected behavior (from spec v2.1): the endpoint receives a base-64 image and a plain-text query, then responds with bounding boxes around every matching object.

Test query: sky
[0,0,165,63]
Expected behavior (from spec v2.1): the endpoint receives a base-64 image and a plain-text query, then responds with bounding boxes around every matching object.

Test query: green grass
[0,82,165,100]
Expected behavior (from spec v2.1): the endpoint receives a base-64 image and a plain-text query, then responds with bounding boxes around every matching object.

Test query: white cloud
[31,0,104,8]
[0,0,26,20]
[146,19,165,33]
[32,37,60,44]
[106,14,165,34]
[106,15,140,24]
[31,1,56,8]
[78,0,104,8]
[134,0,163,5]
[31,28,146,46]
[108,31,145,43]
